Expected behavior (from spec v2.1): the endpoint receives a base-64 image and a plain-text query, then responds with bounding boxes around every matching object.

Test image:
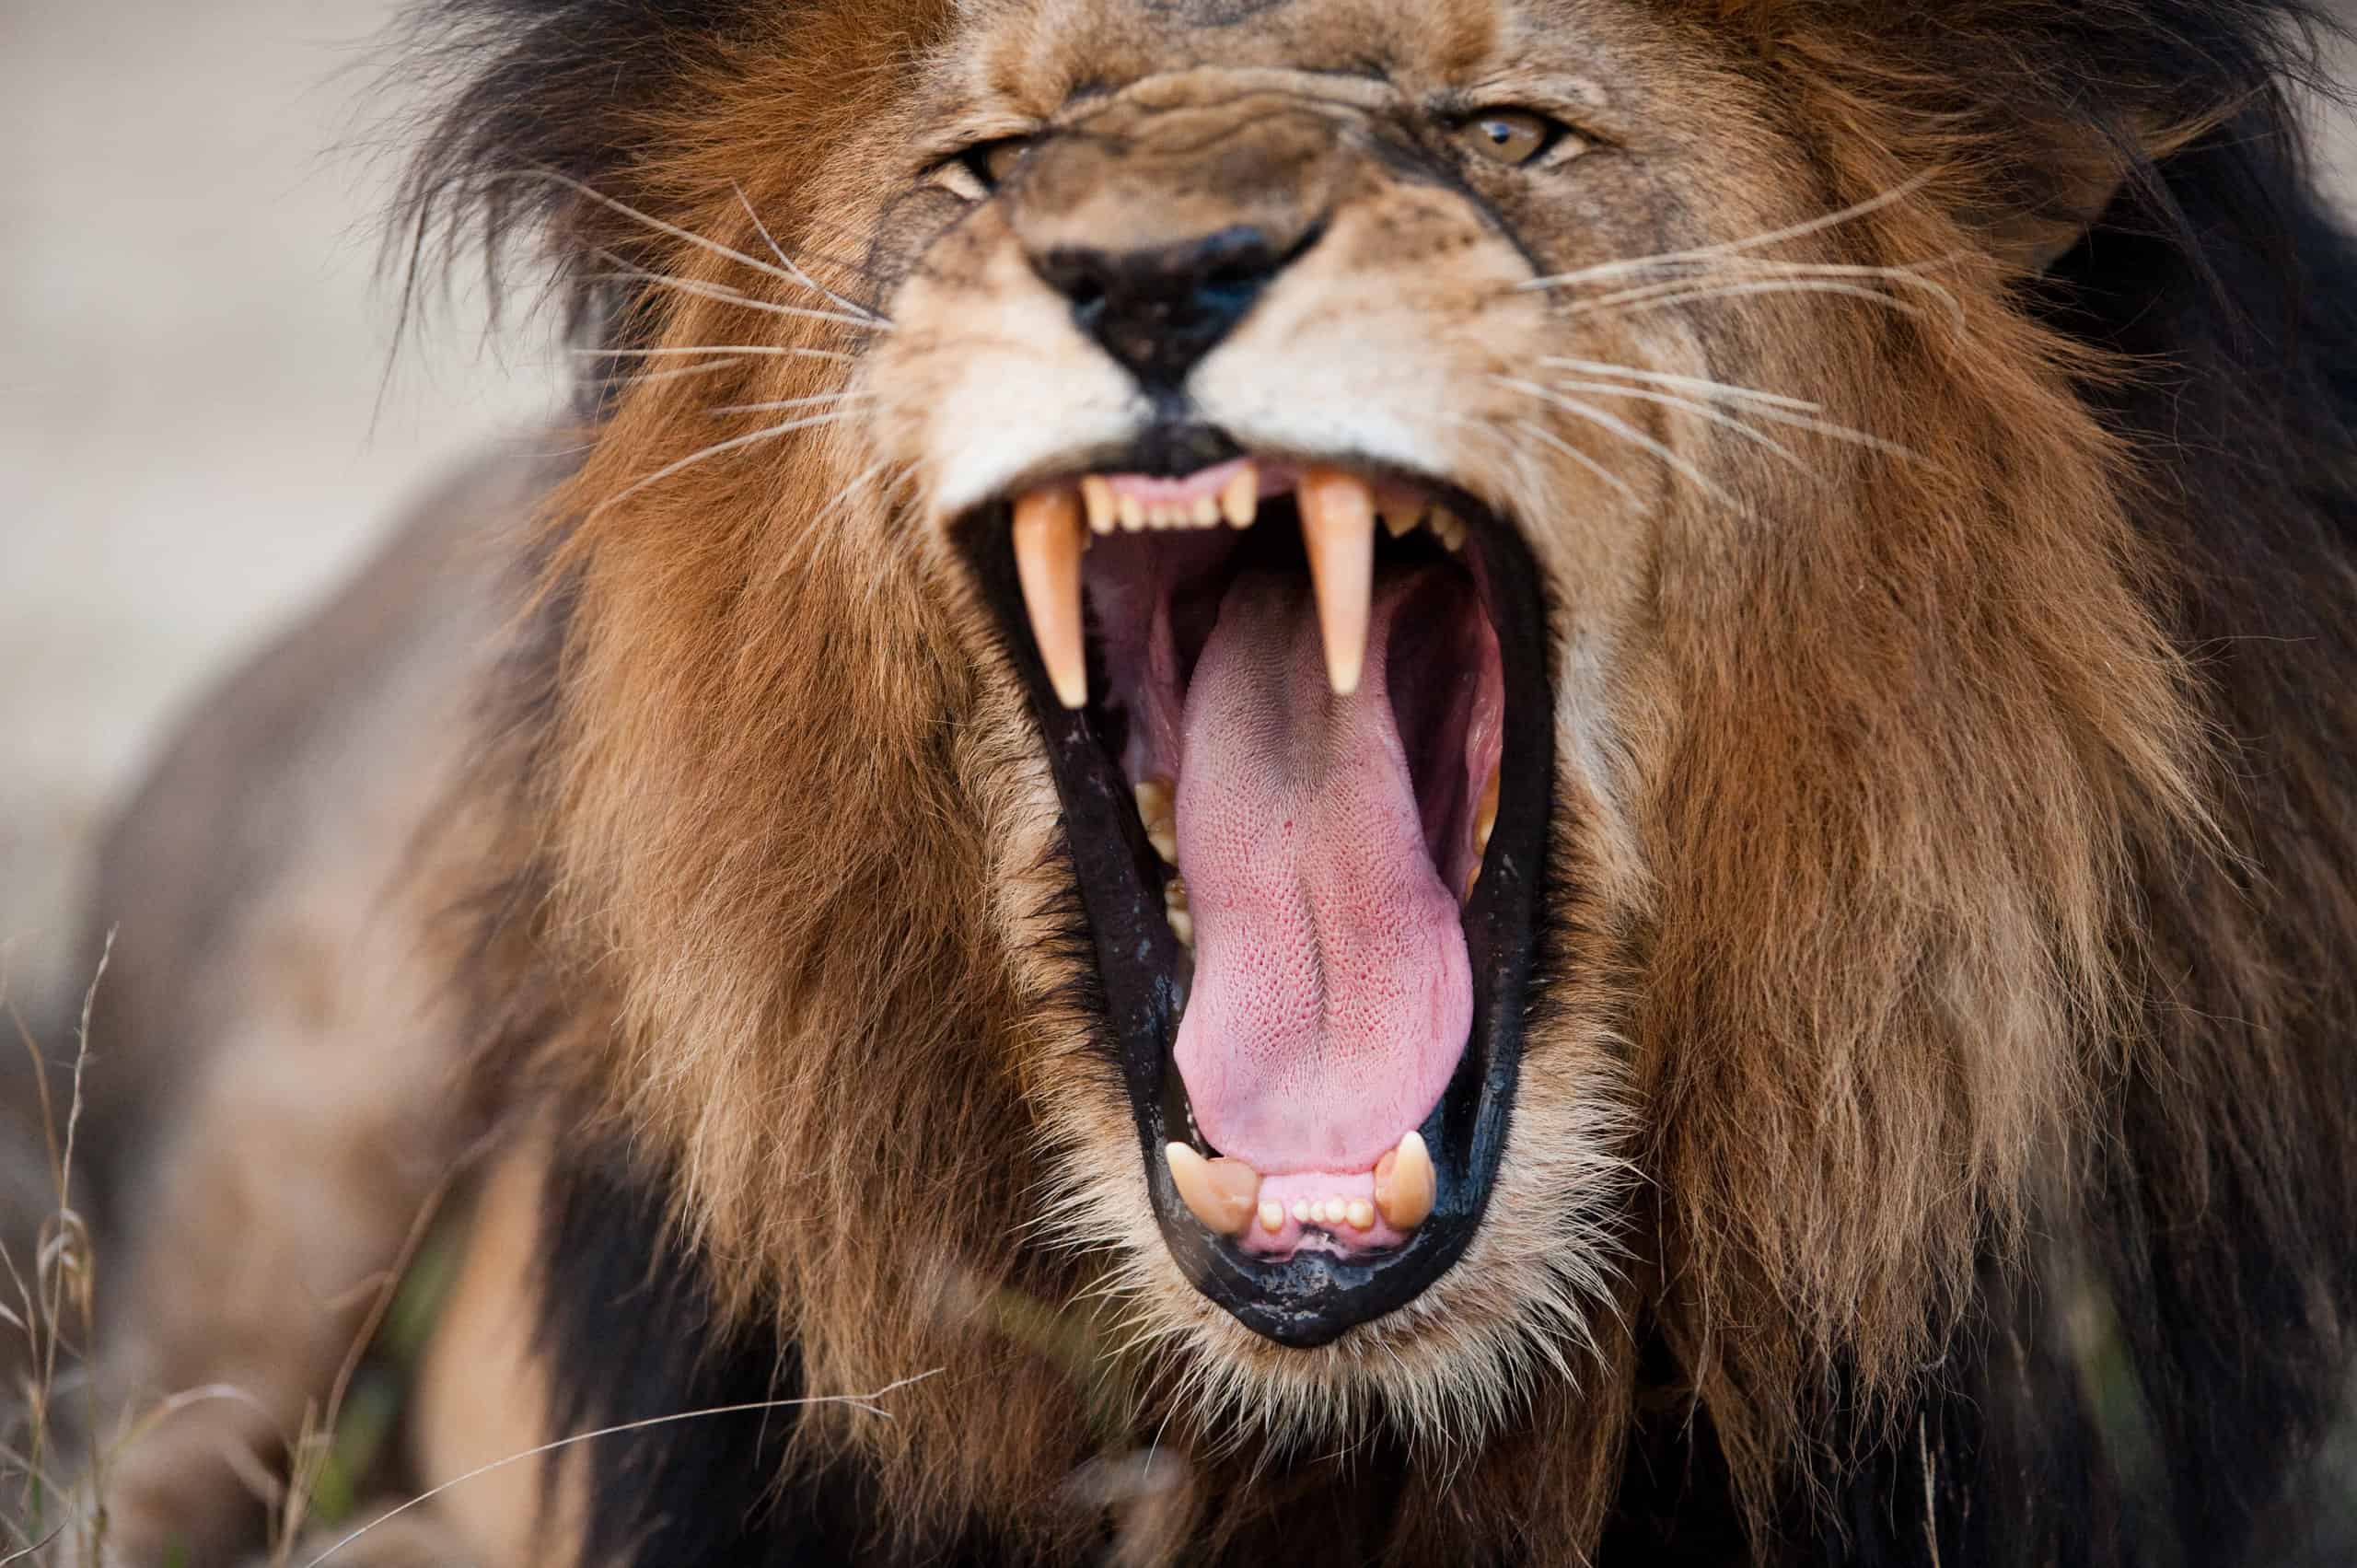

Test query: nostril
[1034,224,1305,389]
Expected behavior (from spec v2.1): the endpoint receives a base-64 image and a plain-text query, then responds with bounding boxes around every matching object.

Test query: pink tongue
[1172,572,1472,1176]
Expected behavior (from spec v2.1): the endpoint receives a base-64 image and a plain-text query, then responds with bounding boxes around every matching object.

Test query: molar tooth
[1378,498,1424,538]
[1300,466,1377,697]
[1165,887,1193,948]
[1374,1131,1435,1230]
[1346,1201,1376,1231]
[1221,464,1260,528]
[1011,487,1088,709]
[1259,1199,1285,1233]
[1081,475,1117,534]
[1432,507,1468,553]
[1166,1144,1260,1236]
[1134,780,1178,864]
[1118,493,1146,532]
[1468,766,1501,900]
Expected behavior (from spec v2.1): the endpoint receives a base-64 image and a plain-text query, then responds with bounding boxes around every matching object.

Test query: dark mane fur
[408,0,2357,1562]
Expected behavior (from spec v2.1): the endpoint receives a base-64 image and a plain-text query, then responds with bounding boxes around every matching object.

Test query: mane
[404,2,2357,1562]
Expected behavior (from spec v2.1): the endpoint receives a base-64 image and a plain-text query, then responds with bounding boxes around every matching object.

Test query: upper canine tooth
[1012,488,1088,709]
[1166,1144,1260,1236]
[1300,467,1377,697]
[1221,464,1260,528]
[1374,1131,1435,1230]
[1081,476,1117,534]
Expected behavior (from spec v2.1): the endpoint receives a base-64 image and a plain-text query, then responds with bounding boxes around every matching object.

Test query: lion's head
[410,0,2348,1556]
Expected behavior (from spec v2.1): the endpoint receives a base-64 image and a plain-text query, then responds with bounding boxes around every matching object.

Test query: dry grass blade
[296,1371,943,1568]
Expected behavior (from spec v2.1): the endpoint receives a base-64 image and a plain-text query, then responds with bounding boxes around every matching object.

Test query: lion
[31,0,2357,1562]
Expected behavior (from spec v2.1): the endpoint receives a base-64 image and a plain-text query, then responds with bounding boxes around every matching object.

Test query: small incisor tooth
[1374,1131,1436,1230]
[1118,493,1146,532]
[1299,466,1377,697]
[1193,494,1221,528]
[1346,1200,1376,1231]
[1221,463,1260,528]
[1011,487,1088,709]
[1081,475,1117,534]
[1259,1199,1285,1233]
[1167,1144,1260,1236]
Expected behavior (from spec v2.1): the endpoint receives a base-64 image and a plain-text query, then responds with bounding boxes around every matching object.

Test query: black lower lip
[957,459,1554,1349]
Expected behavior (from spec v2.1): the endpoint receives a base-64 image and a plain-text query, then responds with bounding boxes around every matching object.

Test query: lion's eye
[1455,110,1567,168]
[943,135,1037,199]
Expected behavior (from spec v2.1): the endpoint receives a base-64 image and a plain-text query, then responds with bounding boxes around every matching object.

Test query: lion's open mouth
[957,431,1552,1346]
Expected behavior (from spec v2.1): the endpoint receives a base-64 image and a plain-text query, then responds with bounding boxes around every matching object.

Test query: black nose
[1034,225,1292,391]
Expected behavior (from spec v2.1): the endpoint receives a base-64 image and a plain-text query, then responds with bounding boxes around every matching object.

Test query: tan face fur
[537,0,2204,1539]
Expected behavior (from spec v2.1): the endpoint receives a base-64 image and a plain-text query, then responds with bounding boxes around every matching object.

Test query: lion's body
[32,0,2357,1563]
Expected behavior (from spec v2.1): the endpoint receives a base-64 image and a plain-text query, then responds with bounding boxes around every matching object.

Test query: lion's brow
[1141,0,1295,27]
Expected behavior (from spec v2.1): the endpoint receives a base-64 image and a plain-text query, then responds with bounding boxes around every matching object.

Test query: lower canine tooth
[1300,466,1376,697]
[1221,464,1260,528]
[1166,1144,1260,1236]
[1011,488,1088,709]
[1374,1131,1436,1230]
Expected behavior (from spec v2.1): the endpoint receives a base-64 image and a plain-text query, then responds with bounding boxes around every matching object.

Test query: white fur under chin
[1030,1029,1634,1463]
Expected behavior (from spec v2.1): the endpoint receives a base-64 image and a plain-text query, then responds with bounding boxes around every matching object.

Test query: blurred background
[0,0,564,1009]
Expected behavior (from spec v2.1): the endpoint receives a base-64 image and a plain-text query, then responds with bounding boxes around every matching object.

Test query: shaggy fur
[52,0,2357,1563]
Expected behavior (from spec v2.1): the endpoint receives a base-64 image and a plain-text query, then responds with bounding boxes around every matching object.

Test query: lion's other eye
[968,137,1034,188]
[1455,110,1567,167]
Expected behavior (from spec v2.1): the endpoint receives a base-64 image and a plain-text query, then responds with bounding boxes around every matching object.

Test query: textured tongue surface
[1172,571,1472,1176]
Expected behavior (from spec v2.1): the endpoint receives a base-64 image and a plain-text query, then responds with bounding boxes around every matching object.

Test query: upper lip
[954,427,1555,1347]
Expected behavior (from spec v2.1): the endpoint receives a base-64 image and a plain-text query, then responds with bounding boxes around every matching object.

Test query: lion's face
[545,0,2198,1493]
[857,0,1883,1402]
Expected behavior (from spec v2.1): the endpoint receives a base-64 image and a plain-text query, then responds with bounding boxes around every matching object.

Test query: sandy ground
[4,17,2357,1000]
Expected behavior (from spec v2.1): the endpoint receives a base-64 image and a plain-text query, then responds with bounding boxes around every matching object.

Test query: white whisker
[1502,418,1644,507]
[730,180,885,323]
[1492,376,1737,507]
[1561,278,1933,323]
[589,250,888,333]
[1538,358,1822,412]
[593,356,747,390]
[1516,170,1938,294]
[1547,378,1803,469]
[508,165,888,323]
[588,411,861,517]
[573,344,857,364]
[1558,258,1962,330]
[707,390,875,417]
